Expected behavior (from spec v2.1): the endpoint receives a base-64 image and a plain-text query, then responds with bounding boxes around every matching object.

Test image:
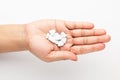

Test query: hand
[25,19,110,62]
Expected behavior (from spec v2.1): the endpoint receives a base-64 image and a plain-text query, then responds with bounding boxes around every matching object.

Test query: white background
[0,0,119,80]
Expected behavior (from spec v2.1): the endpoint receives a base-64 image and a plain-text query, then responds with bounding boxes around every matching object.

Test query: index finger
[64,21,94,30]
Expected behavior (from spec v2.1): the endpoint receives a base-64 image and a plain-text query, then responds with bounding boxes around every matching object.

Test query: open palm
[25,19,110,62]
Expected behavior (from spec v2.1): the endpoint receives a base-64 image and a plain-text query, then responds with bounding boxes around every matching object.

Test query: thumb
[44,51,77,62]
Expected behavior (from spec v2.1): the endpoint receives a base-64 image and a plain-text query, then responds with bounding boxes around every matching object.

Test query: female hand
[25,19,110,62]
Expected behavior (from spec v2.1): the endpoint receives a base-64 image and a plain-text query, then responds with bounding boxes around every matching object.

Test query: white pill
[57,41,64,47]
[48,36,56,43]
[46,30,67,47]
[61,32,66,38]
[61,38,67,43]
[49,30,56,36]
[54,33,62,41]
[55,40,59,45]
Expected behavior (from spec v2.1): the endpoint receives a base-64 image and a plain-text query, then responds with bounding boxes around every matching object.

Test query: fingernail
[71,58,77,61]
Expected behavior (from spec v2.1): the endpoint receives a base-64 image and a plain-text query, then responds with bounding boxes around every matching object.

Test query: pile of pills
[46,30,67,47]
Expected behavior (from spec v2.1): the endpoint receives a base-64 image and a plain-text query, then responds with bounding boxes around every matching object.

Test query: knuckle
[83,38,88,44]
[90,23,94,28]
[81,30,84,36]
[92,29,96,35]
[79,46,84,54]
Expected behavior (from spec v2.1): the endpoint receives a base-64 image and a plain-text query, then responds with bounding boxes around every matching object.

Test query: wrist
[0,24,28,53]
[21,24,29,51]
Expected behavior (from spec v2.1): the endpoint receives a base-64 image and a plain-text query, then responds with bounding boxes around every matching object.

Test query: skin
[0,19,111,62]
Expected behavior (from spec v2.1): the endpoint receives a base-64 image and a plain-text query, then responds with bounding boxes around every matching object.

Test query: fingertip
[108,35,111,41]
[70,54,77,61]
[97,43,106,51]
[99,29,106,35]
[66,52,77,61]
[101,43,106,49]
[71,57,78,61]
[103,29,106,34]
[106,35,111,42]
[88,22,94,29]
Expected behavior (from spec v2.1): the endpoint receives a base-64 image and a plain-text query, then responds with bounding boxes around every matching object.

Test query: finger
[73,35,111,45]
[71,43,105,54]
[44,51,77,62]
[64,21,94,30]
[71,29,106,37]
